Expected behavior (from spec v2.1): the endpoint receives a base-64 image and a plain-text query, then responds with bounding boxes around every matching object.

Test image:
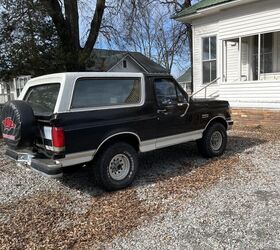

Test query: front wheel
[94,142,138,191]
[197,123,227,158]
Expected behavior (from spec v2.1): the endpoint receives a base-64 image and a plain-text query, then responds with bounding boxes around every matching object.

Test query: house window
[123,60,127,69]
[261,33,273,74]
[223,31,280,82]
[202,36,217,84]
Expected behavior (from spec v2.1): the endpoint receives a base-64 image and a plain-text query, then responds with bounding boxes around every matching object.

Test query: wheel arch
[204,116,228,133]
[94,132,141,158]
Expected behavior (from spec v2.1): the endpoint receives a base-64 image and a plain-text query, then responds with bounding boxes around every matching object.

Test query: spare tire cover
[1,100,35,148]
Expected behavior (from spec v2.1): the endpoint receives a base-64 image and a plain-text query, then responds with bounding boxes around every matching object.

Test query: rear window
[71,78,141,109]
[24,83,60,115]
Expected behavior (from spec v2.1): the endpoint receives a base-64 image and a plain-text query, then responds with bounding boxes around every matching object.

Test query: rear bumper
[6,148,63,178]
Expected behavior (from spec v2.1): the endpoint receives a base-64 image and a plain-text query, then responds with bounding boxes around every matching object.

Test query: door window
[154,79,187,106]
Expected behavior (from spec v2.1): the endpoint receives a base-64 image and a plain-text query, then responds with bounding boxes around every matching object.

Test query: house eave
[174,0,260,23]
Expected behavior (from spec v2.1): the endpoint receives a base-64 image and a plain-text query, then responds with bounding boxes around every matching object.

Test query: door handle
[157,109,168,115]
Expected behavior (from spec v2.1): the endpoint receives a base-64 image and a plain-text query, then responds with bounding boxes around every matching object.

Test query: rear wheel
[93,142,138,191]
[197,123,227,158]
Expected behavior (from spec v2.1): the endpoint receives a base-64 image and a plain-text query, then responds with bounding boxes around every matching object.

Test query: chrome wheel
[210,131,223,151]
[109,154,131,181]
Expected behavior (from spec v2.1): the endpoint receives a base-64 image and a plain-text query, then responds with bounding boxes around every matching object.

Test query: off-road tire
[197,123,227,158]
[93,142,138,191]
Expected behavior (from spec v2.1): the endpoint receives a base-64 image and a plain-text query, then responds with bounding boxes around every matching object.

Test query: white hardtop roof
[28,72,145,84]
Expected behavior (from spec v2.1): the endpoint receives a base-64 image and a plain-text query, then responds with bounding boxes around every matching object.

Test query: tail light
[52,127,65,152]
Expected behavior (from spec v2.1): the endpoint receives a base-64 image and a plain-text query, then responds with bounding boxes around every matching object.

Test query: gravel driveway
[0,126,279,249]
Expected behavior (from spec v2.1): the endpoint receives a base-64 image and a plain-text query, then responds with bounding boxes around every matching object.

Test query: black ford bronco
[1,72,233,190]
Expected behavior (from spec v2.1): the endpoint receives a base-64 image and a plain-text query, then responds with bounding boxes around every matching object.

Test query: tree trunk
[41,0,105,71]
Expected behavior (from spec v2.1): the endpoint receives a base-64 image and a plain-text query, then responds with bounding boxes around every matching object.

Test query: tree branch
[40,0,69,47]
[83,0,106,55]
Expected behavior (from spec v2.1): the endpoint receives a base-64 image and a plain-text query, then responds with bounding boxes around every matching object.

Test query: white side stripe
[140,130,203,152]
[58,130,204,166]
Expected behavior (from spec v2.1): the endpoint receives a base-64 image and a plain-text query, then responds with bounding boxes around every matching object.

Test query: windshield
[24,83,60,115]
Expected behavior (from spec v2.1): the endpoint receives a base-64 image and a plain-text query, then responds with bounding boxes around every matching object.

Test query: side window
[24,83,60,115]
[154,79,186,106]
[71,78,141,109]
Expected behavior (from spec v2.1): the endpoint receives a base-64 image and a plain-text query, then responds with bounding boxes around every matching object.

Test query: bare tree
[40,0,106,71]
[101,0,193,74]
[85,0,195,74]
[1,0,195,77]
[160,0,193,69]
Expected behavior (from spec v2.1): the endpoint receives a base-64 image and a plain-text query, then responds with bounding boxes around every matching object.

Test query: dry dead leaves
[0,126,278,249]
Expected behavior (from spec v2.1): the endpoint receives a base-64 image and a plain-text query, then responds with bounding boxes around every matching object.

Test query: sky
[78,0,192,78]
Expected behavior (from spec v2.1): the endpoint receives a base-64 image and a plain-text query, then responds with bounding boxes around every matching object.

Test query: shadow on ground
[0,134,269,249]
[59,135,267,196]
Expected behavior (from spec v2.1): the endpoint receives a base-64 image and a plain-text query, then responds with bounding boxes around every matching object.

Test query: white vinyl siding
[109,57,144,73]
[192,21,220,96]
[219,0,280,39]
[190,0,280,108]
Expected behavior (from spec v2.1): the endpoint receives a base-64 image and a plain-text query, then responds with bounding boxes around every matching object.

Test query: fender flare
[204,116,228,132]
[94,131,141,155]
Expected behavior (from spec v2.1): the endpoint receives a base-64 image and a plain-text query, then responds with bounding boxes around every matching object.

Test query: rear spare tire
[1,100,35,148]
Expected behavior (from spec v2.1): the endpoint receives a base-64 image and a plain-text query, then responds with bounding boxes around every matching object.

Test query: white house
[0,75,31,104]
[177,67,192,95]
[174,0,280,116]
